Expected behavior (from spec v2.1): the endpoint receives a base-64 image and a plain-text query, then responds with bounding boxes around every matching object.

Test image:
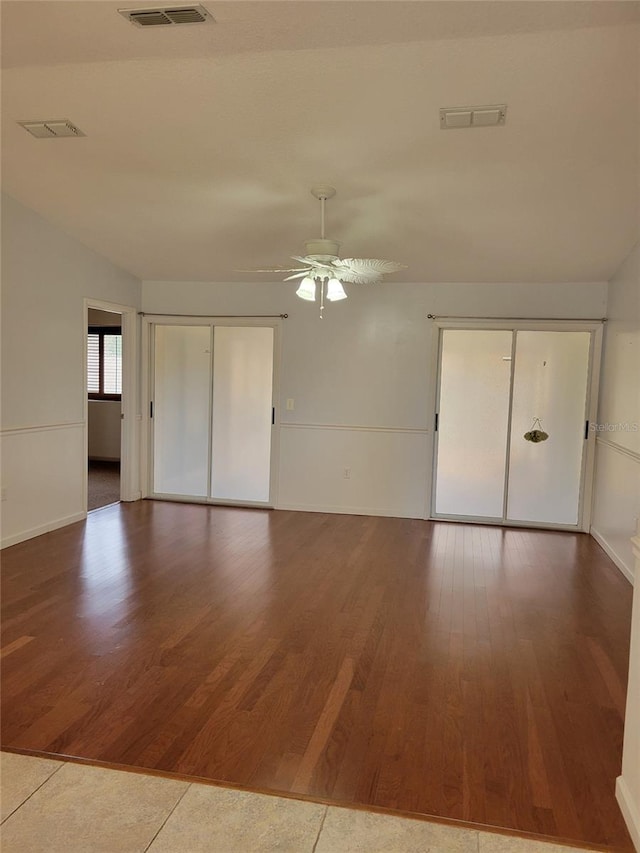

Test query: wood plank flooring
[1,502,633,850]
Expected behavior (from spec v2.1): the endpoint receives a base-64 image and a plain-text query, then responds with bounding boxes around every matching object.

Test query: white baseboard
[1,511,87,549]
[591,527,635,584]
[275,502,423,519]
[121,491,142,502]
[616,776,640,852]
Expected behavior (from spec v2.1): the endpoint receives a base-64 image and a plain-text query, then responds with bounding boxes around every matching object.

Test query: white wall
[591,242,640,583]
[88,401,121,460]
[142,279,607,517]
[1,193,140,547]
[618,524,640,852]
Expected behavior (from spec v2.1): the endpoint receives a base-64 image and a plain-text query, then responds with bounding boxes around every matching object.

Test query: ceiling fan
[241,186,407,316]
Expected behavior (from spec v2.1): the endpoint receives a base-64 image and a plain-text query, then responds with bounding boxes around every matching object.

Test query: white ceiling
[1,1,639,283]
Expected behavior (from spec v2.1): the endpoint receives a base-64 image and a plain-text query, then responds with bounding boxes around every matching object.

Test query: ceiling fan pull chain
[320,278,325,319]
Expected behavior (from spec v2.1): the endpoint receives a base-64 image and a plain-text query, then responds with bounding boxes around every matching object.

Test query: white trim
[430,513,585,532]
[1,422,84,436]
[140,318,151,498]
[596,435,640,464]
[633,527,640,562]
[501,330,518,520]
[279,422,428,435]
[616,776,640,852]
[1,511,86,550]
[590,528,634,585]
[150,494,273,509]
[276,502,423,519]
[270,322,283,507]
[580,322,603,531]
[423,322,440,520]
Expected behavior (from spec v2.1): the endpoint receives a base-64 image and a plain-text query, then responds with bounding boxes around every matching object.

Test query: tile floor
[0,751,593,852]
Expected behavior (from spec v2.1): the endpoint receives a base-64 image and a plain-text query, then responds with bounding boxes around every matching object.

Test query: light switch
[286,398,294,411]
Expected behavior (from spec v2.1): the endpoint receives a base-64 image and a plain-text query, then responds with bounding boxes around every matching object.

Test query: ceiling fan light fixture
[326,278,347,301]
[296,276,316,301]
[242,187,406,313]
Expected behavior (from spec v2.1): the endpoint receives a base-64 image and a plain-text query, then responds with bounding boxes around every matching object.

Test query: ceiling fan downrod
[310,185,336,241]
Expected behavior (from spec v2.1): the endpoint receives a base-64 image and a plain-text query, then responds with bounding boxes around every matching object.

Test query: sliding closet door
[211,327,274,503]
[433,326,594,528]
[153,325,211,497]
[434,330,512,517]
[506,331,590,525]
[151,322,276,506]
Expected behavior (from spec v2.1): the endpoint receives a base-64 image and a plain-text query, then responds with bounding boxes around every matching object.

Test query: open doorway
[87,308,122,510]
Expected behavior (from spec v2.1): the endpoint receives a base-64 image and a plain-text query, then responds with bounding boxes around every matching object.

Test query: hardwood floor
[1,502,633,850]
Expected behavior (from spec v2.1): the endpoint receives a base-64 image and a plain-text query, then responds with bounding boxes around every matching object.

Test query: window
[87,326,122,400]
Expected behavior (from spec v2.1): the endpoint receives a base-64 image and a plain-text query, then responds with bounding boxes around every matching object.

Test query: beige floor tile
[314,806,479,853]
[147,783,326,853]
[478,832,588,852]
[0,761,188,853]
[1,751,63,822]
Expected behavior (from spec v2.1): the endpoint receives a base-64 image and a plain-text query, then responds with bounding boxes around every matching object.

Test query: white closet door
[153,325,211,497]
[434,329,513,518]
[506,331,590,525]
[211,326,274,503]
[433,326,593,528]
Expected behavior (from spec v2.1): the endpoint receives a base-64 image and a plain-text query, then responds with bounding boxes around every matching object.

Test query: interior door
[506,331,590,525]
[433,326,594,529]
[151,322,276,506]
[434,330,512,518]
[210,326,274,503]
[153,324,212,498]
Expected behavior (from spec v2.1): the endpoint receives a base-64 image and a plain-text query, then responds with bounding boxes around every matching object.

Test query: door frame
[426,318,603,532]
[141,314,282,508]
[84,298,140,507]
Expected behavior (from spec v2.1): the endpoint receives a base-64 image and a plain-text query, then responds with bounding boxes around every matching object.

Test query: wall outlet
[286,398,294,411]
[343,468,351,479]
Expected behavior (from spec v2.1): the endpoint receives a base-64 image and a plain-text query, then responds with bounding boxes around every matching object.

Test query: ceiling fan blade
[291,256,337,273]
[330,257,407,284]
[235,267,310,273]
[339,258,408,274]
[283,270,311,281]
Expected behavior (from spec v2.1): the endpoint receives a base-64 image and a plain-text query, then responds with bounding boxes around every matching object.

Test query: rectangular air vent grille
[118,5,212,27]
[19,120,86,139]
[440,105,507,129]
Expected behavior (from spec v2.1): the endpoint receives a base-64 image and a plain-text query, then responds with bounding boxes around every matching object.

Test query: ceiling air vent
[118,5,213,27]
[19,120,86,139]
[440,105,507,129]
